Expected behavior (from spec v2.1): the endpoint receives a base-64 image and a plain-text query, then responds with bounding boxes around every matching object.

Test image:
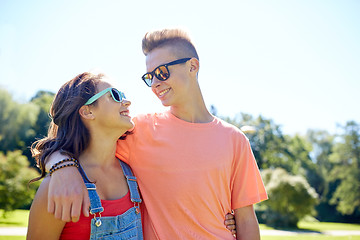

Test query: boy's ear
[189,58,199,73]
[79,105,95,120]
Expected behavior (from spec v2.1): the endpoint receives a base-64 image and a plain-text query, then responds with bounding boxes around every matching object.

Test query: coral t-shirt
[116,111,268,239]
[60,191,133,240]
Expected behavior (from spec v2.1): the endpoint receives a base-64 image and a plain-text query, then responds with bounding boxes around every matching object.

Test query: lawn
[0,237,25,240]
[259,221,360,231]
[262,236,360,240]
[298,221,360,231]
[0,210,29,227]
[2,234,360,240]
[1,209,360,240]
[259,221,360,240]
[260,222,360,232]
[3,237,359,240]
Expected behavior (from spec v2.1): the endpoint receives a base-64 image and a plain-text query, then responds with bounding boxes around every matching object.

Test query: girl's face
[90,80,134,132]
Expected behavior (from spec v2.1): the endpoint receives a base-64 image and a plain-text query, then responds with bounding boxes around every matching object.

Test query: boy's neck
[170,107,213,123]
[170,90,213,123]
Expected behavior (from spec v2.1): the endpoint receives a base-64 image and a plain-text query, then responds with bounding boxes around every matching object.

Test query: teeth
[120,112,129,116]
[159,88,170,96]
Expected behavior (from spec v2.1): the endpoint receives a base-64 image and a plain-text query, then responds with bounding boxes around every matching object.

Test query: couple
[27,28,268,239]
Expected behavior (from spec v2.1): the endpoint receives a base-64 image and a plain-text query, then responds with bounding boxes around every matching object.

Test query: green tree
[224,113,326,224]
[30,90,54,139]
[286,134,324,198]
[26,90,54,166]
[260,168,318,228]
[0,88,18,150]
[329,121,360,217]
[0,88,54,168]
[224,113,319,178]
[0,88,39,153]
[224,114,323,187]
[0,151,40,214]
[224,113,292,170]
[306,130,339,221]
[307,130,334,175]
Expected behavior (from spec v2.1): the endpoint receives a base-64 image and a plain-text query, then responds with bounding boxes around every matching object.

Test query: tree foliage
[223,113,360,223]
[0,88,53,214]
[329,121,360,216]
[224,114,322,182]
[225,113,291,170]
[260,168,318,227]
[30,90,55,139]
[0,151,40,214]
[0,88,54,166]
[0,88,38,152]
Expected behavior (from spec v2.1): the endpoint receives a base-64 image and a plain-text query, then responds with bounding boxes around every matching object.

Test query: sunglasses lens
[111,89,122,102]
[142,74,153,87]
[155,66,169,81]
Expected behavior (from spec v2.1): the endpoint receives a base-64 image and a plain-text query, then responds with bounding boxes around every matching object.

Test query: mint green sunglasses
[84,87,126,105]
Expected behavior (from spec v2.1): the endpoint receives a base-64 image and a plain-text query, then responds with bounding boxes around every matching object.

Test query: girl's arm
[27,177,66,240]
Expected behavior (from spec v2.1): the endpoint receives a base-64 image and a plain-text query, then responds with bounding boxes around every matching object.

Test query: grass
[259,221,360,240]
[262,236,360,240]
[259,221,360,231]
[1,209,360,240]
[7,237,360,240]
[0,210,29,227]
[0,237,25,240]
[4,236,360,240]
[0,210,28,240]
[298,221,360,231]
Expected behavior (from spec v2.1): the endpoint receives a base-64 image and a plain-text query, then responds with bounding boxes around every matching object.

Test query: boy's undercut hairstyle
[142,28,199,60]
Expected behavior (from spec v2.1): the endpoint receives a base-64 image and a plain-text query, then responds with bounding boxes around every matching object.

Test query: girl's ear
[79,105,95,120]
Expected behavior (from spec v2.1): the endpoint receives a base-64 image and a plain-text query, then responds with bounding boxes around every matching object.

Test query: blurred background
[0,0,359,235]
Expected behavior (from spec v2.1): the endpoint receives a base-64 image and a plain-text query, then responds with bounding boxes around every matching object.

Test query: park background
[0,0,359,239]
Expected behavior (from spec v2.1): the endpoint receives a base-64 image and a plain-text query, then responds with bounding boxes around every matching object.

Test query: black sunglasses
[141,58,192,87]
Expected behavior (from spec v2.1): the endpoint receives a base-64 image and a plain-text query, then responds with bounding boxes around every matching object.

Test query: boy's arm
[45,151,90,222]
[234,205,260,240]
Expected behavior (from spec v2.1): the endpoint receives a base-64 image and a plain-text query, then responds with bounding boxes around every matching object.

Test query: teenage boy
[46,28,267,239]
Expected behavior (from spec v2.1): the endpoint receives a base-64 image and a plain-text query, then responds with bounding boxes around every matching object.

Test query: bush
[259,168,318,228]
[0,151,40,216]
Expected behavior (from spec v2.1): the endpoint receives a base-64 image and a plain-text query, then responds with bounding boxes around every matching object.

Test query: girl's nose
[122,99,131,106]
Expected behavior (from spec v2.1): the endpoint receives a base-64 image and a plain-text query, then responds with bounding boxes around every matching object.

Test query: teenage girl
[27,72,143,239]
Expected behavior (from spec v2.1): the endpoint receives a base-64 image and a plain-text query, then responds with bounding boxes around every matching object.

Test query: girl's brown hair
[30,72,103,183]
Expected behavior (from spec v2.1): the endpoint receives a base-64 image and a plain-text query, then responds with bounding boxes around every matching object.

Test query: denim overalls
[78,160,143,240]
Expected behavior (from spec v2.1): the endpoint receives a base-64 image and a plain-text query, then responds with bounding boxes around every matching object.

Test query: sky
[0,0,359,135]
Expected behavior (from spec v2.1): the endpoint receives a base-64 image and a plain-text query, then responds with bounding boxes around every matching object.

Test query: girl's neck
[79,130,124,167]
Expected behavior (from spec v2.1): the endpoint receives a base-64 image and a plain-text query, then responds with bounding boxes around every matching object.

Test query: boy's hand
[48,166,90,222]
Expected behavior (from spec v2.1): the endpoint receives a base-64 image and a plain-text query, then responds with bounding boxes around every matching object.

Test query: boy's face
[145,47,191,107]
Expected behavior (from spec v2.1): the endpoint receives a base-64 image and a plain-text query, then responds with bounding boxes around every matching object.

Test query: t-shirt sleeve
[115,116,140,164]
[115,137,131,164]
[231,134,268,209]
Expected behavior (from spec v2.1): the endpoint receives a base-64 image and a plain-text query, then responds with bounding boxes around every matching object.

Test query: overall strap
[119,160,142,204]
[78,163,91,183]
[77,164,104,215]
